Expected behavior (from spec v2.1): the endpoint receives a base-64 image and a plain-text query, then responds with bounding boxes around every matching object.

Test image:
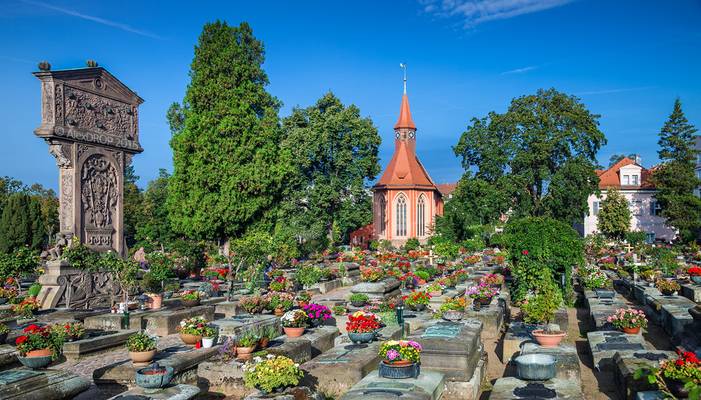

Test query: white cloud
[22,0,161,39]
[421,0,574,27]
[576,86,656,96]
[501,65,539,74]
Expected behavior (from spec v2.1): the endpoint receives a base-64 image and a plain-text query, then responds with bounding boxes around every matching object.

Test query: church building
[370,80,445,247]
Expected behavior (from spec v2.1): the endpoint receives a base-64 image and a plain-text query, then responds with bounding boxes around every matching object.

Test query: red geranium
[15,335,27,345]
[688,266,701,276]
[346,311,381,333]
[522,250,529,256]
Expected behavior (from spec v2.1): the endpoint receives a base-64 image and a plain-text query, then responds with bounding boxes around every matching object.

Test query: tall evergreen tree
[280,92,380,247]
[0,193,45,253]
[123,165,142,249]
[653,99,701,242]
[167,21,292,242]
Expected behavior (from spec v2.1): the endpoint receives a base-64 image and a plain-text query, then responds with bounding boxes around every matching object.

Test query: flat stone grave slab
[84,309,156,331]
[340,370,445,400]
[163,295,226,308]
[502,322,537,362]
[93,343,220,389]
[312,278,344,294]
[63,329,138,361]
[490,377,584,400]
[587,330,652,371]
[680,282,701,303]
[632,284,658,305]
[214,301,243,318]
[0,368,91,399]
[407,319,482,381]
[350,278,401,301]
[108,384,200,400]
[0,344,18,370]
[613,350,676,400]
[212,314,279,340]
[463,301,504,340]
[520,342,581,383]
[646,294,695,339]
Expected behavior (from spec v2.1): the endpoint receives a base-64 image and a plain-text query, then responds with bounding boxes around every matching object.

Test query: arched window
[396,194,407,237]
[378,195,386,235]
[417,195,426,237]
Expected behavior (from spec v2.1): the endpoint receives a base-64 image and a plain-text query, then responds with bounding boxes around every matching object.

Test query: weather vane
[400,63,407,94]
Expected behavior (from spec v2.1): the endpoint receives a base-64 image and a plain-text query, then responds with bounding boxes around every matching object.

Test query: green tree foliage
[0,246,40,288]
[609,153,639,167]
[503,216,584,304]
[0,193,46,253]
[279,92,380,248]
[652,99,701,242]
[597,187,630,239]
[135,169,174,251]
[123,165,143,249]
[167,21,292,243]
[452,88,605,226]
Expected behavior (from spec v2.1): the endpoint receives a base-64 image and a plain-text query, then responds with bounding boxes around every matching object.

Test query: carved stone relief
[60,172,73,232]
[49,143,72,168]
[81,154,118,249]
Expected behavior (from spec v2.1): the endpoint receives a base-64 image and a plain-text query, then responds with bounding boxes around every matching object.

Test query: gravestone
[490,378,584,400]
[33,63,144,309]
[341,370,445,400]
[0,368,91,399]
[587,330,651,371]
[108,384,200,400]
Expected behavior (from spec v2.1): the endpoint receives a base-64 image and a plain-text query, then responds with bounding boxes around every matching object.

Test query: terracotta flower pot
[531,329,566,348]
[236,346,255,361]
[284,327,305,338]
[179,333,202,345]
[622,327,641,334]
[274,308,284,317]
[129,349,156,366]
[149,294,163,310]
[26,348,52,357]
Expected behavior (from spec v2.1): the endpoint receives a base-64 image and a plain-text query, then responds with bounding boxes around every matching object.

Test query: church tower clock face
[408,131,415,139]
[395,132,401,139]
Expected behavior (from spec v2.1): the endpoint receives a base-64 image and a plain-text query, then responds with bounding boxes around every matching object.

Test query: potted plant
[178,316,208,345]
[12,297,39,320]
[15,324,63,369]
[180,290,201,307]
[349,293,369,308]
[256,325,279,349]
[265,292,294,316]
[656,279,681,296]
[243,354,304,394]
[439,297,466,321]
[360,266,385,282]
[268,276,287,292]
[426,283,443,297]
[688,266,701,285]
[296,291,311,308]
[607,308,647,334]
[27,283,41,299]
[0,323,9,344]
[332,305,346,316]
[126,331,157,366]
[302,303,332,327]
[635,350,701,399]
[467,282,499,307]
[346,311,381,344]
[240,295,266,314]
[143,252,175,309]
[296,265,323,288]
[522,285,566,348]
[59,322,86,342]
[404,291,431,311]
[378,340,422,379]
[281,309,309,338]
[235,331,258,360]
[202,325,217,348]
[581,265,614,298]
[0,287,18,305]
[481,273,504,289]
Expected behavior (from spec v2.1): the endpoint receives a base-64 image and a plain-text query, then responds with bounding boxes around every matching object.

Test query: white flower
[266,354,275,359]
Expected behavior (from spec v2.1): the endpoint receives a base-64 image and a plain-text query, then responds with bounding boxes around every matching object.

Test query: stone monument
[33,61,143,309]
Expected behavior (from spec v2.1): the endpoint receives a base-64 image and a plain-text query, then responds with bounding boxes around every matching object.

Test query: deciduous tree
[597,187,630,239]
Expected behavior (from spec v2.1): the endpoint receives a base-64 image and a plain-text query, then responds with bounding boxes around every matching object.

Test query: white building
[582,157,676,242]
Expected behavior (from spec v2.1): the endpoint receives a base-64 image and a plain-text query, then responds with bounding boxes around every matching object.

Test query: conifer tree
[0,193,45,253]
[653,99,701,242]
[167,21,292,242]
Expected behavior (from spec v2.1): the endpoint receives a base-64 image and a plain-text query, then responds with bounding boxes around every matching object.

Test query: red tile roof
[436,183,458,197]
[394,94,416,130]
[597,157,656,190]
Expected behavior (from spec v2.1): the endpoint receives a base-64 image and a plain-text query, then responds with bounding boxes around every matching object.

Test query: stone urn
[348,332,374,344]
[378,360,420,379]
[135,363,174,391]
[18,348,53,369]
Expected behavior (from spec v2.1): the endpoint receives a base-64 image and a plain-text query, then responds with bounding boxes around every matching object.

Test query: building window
[379,195,386,235]
[417,195,426,237]
[593,201,599,216]
[645,232,655,244]
[650,200,661,216]
[395,194,407,237]
[631,175,639,185]
[623,175,630,185]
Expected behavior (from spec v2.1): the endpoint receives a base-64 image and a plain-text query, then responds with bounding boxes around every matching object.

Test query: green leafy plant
[144,252,175,293]
[332,305,346,316]
[404,237,420,251]
[349,293,369,305]
[240,295,267,314]
[237,331,259,348]
[634,350,701,399]
[521,276,563,332]
[0,323,9,334]
[257,325,280,341]
[243,354,304,393]
[27,283,41,298]
[126,331,157,352]
[296,265,323,287]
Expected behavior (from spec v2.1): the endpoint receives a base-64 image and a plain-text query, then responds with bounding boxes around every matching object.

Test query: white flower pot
[202,337,215,348]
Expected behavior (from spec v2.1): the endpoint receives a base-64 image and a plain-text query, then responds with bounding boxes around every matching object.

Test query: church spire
[394,63,416,130]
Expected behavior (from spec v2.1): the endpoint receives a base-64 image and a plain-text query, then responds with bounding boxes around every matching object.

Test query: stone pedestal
[0,368,91,399]
[350,279,401,301]
[37,260,123,310]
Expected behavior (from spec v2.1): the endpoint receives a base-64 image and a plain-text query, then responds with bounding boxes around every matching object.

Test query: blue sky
[1,0,700,190]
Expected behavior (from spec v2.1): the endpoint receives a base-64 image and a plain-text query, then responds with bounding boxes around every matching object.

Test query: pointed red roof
[375,140,437,189]
[596,157,656,189]
[394,94,416,130]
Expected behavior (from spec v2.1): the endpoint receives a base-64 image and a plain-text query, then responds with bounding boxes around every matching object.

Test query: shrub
[296,265,322,287]
[521,275,563,330]
[349,293,369,304]
[625,231,647,247]
[404,238,420,251]
[126,331,157,352]
[503,217,583,303]
[27,283,41,297]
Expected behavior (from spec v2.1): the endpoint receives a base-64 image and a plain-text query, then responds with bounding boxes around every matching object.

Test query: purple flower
[386,349,399,361]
